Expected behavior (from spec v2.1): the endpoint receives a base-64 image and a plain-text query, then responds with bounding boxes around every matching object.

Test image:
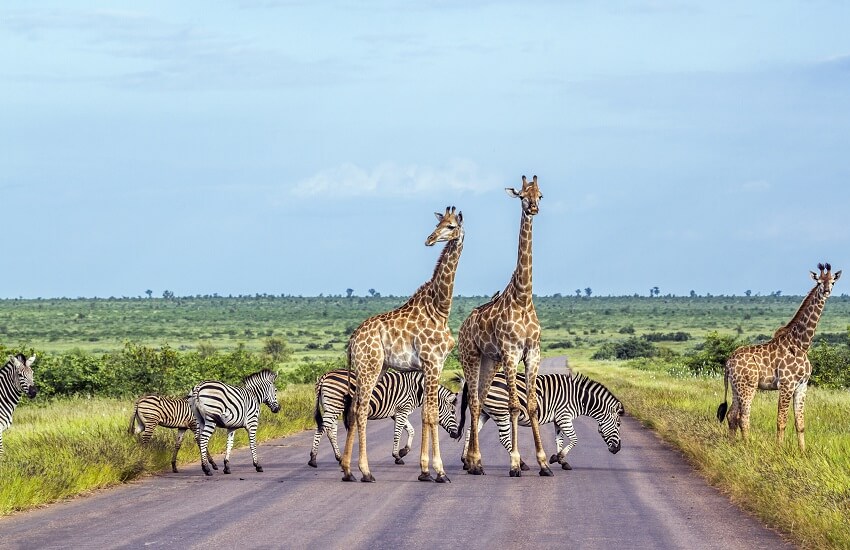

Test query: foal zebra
[128,394,218,473]
[1,354,37,458]
[458,371,623,470]
[308,369,459,468]
[190,369,280,476]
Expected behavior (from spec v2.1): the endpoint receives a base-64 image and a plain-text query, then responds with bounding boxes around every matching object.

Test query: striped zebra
[128,394,218,473]
[308,369,459,468]
[189,369,280,476]
[458,371,623,471]
[1,354,37,458]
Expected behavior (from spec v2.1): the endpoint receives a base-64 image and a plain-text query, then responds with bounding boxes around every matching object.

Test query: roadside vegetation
[2,293,850,547]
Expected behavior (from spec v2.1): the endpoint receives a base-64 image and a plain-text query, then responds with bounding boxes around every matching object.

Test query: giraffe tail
[716,367,729,422]
[455,377,469,441]
[343,344,354,431]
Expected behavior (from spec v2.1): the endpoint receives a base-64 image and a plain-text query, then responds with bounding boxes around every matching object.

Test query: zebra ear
[9,355,23,369]
[26,355,36,368]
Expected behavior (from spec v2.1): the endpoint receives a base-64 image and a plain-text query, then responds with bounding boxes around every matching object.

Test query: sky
[2,1,849,299]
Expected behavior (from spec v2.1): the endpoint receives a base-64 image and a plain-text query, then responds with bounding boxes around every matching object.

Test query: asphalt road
[0,356,793,549]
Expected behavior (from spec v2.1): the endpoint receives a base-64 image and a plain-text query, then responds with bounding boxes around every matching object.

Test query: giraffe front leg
[776,386,794,447]
[467,356,498,475]
[502,358,523,477]
[793,381,808,452]
[524,349,552,477]
[419,371,439,481]
[340,413,357,482]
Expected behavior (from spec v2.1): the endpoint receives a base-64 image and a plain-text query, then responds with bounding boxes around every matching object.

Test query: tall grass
[0,386,315,515]
[578,359,850,549]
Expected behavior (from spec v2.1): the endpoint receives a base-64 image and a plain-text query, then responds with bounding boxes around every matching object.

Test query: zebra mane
[243,368,276,385]
[572,372,623,414]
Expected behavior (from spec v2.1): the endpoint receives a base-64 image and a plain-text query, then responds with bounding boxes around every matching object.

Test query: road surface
[0,356,793,549]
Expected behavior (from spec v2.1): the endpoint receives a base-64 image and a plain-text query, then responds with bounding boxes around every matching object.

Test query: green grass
[0,386,315,515]
[577,358,850,549]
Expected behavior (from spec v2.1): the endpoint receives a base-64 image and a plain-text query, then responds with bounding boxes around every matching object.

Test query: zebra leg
[308,425,323,468]
[793,380,808,452]
[172,428,186,473]
[197,422,215,476]
[400,414,415,459]
[247,424,263,472]
[523,348,552,477]
[552,416,577,470]
[391,413,410,464]
[141,423,156,445]
[329,418,342,462]
[223,430,235,474]
[193,426,218,470]
[0,430,4,457]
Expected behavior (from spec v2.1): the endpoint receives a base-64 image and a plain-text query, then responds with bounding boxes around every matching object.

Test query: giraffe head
[505,174,543,216]
[425,206,464,246]
[810,262,841,298]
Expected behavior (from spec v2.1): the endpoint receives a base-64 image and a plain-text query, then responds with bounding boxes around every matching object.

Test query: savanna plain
[2,294,849,548]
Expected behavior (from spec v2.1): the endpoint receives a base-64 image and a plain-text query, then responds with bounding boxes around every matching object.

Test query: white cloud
[291,159,497,198]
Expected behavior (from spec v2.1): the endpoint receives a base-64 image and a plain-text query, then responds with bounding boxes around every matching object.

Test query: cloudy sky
[2,1,849,299]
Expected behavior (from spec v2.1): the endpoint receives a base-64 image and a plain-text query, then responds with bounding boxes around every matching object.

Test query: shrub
[682,332,743,375]
[591,337,657,360]
[809,342,850,388]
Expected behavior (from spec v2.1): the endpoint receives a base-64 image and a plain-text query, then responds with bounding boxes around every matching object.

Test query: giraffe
[340,206,464,483]
[717,262,841,451]
[457,175,552,477]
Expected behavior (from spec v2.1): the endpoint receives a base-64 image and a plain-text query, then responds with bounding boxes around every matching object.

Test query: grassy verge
[0,385,315,516]
[577,358,850,549]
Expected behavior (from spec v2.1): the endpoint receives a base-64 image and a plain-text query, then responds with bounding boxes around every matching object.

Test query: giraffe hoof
[418,473,435,482]
[435,473,451,483]
[539,466,554,477]
[395,457,405,465]
[399,446,410,458]
[467,465,485,475]
[509,468,522,478]
[341,473,357,482]
[308,458,317,468]
[561,461,572,470]
[549,454,559,464]
[520,460,530,471]
[361,474,376,483]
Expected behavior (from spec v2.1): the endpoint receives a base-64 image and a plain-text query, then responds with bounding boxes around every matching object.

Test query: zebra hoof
[203,468,213,477]
[435,473,451,484]
[255,465,263,473]
[399,446,410,458]
[308,457,317,468]
[539,466,554,477]
[341,473,356,482]
[210,462,219,471]
[418,473,435,482]
[520,460,530,471]
[171,463,179,474]
[549,454,559,464]
[361,474,376,483]
[509,468,522,478]
[561,461,572,470]
[395,457,405,465]
[224,466,231,474]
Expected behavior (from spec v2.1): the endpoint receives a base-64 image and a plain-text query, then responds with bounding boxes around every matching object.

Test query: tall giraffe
[340,206,464,483]
[457,175,552,477]
[717,262,841,451]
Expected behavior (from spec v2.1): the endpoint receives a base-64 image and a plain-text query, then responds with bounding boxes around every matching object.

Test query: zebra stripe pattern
[459,371,623,471]
[308,369,459,467]
[129,394,218,473]
[189,369,280,476]
[1,354,37,457]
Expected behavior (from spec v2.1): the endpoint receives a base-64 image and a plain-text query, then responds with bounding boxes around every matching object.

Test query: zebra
[308,369,459,468]
[128,394,218,473]
[189,369,280,476]
[1,354,37,458]
[458,371,623,471]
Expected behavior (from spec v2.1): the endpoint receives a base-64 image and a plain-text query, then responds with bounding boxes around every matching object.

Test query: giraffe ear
[811,271,818,281]
[505,187,521,198]
[434,211,444,221]
[834,270,842,281]
[457,211,463,225]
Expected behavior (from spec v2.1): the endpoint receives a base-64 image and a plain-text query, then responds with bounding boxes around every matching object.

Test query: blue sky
[2,1,849,299]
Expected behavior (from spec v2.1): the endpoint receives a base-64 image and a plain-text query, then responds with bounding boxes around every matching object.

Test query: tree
[368,288,377,297]
[575,289,581,298]
[162,290,174,300]
[346,288,354,298]
[651,286,660,297]
[689,290,697,298]
[584,287,592,297]
[745,289,752,297]
[263,337,292,362]
[145,289,153,299]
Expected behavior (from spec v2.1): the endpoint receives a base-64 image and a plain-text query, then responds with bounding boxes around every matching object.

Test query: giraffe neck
[509,209,534,308]
[778,285,827,352]
[426,232,464,320]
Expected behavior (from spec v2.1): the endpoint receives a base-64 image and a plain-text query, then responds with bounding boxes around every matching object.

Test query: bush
[682,332,743,375]
[643,331,691,342]
[285,357,345,385]
[592,337,658,360]
[809,342,850,388]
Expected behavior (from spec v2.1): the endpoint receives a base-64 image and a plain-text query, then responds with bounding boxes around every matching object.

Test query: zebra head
[436,385,459,439]
[9,354,37,399]
[596,399,624,454]
[245,369,280,413]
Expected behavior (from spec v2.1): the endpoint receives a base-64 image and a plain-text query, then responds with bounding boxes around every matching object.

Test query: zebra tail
[314,385,324,432]
[128,405,140,435]
[716,366,729,422]
[455,377,469,440]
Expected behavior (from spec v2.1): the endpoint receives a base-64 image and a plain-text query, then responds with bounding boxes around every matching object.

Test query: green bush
[809,341,850,389]
[591,337,657,360]
[682,332,743,375]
